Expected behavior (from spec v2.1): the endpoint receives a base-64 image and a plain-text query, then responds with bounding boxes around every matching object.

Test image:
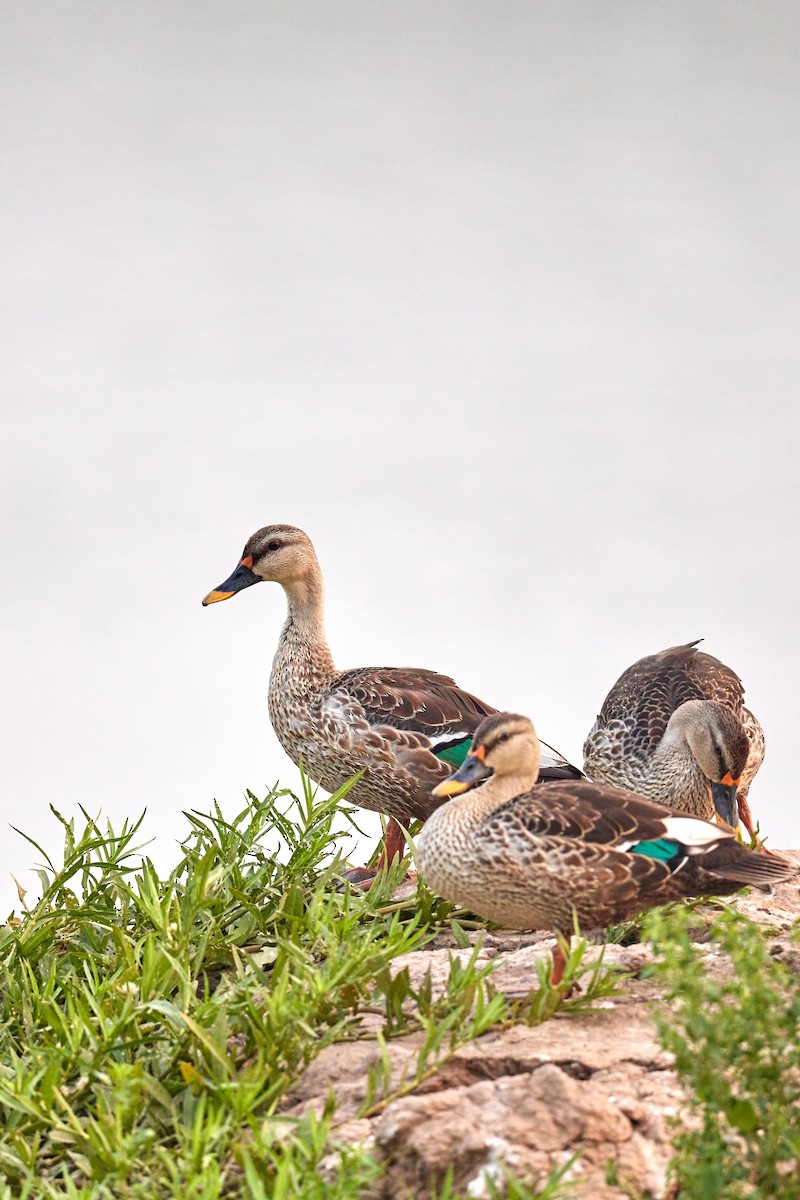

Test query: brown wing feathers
[489,782,674,846]
[597,643,709,751]
[336,667,584,782]
[600,642,748,728]
[334,667,495,734]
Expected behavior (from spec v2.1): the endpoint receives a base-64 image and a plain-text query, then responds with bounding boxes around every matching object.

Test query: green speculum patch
[434,737,473,767]
[631,837,681,862]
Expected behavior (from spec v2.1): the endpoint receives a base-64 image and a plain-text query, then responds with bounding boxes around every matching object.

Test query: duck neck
[454,772,533,822]
[650,703,709,794]
[272,571,336,695]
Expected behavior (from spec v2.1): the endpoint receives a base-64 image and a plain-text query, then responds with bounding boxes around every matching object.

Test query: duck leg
[550,941,566,987]
[337,817,407,890]
[375,817,406,871]
[735,792,775,854]
[549,937,583,998]
[737,794,757,843]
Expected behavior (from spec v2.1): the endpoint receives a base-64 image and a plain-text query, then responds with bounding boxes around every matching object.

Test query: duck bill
[711,776,739,828]
[432,751,493,798]
[202,561,260,606]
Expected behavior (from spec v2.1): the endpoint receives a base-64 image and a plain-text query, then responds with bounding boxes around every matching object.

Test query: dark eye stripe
[486,730,514,752]
[713,744,727,777]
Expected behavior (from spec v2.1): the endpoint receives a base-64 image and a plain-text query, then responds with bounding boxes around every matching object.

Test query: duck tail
[698,840,797,887]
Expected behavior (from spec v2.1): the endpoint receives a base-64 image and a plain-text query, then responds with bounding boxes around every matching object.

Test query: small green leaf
[179,1061,206,1092]
[724,1097,759,1134]
[450,919,471,949]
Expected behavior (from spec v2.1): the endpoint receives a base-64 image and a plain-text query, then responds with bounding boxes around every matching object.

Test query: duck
[416,712,794,984]
[583,642,765,840]
[202,525,581,875]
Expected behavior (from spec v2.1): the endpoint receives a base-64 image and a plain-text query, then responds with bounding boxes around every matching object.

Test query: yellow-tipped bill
[201,559,261,607]
[202,588,235,605]
[432,747,493,798]
[432,776,471,798]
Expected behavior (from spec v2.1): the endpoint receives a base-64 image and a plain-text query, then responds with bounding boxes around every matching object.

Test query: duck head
[432,713,542,798]
[669,701,750,828]
[202,525,319,605]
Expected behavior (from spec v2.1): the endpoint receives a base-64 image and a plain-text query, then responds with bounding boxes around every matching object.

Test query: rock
[372,1063,659,1200]
[281,859,800,1199]
[448,1003,672,1079]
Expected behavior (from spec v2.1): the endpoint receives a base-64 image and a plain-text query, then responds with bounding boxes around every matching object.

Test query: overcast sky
[2,2,799,912]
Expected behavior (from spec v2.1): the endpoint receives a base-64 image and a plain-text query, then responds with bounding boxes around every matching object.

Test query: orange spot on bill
[720,771,741,787]
[240,555,253,568]
[471,744,486,762]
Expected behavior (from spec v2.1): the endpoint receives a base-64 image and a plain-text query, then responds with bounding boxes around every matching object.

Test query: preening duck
[416,712,793,984]
[583,642,765,839]
[203,525,580,873]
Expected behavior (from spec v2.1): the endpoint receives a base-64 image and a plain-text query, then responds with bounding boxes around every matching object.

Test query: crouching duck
[416,712,794,984]
[203,525,580,877]
[583,642,765,839]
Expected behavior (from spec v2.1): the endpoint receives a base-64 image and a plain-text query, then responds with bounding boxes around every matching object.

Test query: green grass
[0,776,623,1198]
[434,1158,581,1200]
[645,904,800,1200]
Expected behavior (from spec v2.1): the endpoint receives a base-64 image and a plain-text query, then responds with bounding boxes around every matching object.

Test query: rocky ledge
[282,854,800,1200]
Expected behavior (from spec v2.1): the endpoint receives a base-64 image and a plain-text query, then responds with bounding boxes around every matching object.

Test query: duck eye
[266,540,282,553]
[497,733,510,744]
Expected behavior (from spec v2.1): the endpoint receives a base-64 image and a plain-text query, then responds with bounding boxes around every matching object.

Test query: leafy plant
[644,904,800,1200]
[509,932,627,1026]
[0,772,637,1198]
[359,940,508,1118]
[0,780,403,1196]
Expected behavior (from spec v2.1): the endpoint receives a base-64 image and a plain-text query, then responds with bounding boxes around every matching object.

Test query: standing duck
[202,525,580,875]
[583,642,765,839]
[417,713,794,984]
